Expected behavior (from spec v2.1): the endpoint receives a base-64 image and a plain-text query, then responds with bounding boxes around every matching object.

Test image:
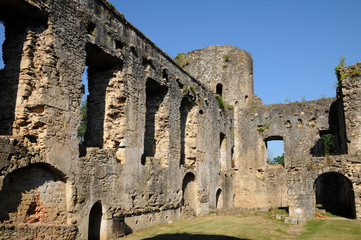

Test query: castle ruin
[0,0,361,239]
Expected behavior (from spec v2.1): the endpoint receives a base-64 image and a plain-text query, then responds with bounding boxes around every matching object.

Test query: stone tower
[182,45,254,108]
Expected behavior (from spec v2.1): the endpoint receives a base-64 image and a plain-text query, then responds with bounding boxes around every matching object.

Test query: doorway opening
[314,172,356,219]
[89,201,103,240]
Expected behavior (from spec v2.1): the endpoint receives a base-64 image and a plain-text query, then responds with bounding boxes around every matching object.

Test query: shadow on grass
[142,233,249,240]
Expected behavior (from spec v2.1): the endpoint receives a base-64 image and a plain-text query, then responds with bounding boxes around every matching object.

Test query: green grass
[123,214,361,240]
[299,219,361,240]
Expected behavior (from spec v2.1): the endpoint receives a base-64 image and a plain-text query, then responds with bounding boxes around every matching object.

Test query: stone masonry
[0,0,361,239]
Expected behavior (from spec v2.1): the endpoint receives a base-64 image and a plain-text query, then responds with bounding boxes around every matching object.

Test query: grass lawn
[123,213,361,240]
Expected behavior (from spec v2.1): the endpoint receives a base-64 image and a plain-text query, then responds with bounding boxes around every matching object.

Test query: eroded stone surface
[0,0,361,239]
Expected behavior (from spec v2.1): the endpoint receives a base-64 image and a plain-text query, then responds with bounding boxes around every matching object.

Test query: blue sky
[105,0,361,105]
[1,0,360,157]
[1,1,360,104]
[105,0,361,158]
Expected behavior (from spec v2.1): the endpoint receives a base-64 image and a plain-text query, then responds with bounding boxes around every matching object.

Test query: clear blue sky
[1,1,360,104]
[106,0,361,158]
[1,0,360,157]
[106,0,361,105]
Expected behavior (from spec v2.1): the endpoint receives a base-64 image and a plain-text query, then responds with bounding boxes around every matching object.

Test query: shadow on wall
[310,100,346,157]
[142,234,248,240]
[0,163,66,222]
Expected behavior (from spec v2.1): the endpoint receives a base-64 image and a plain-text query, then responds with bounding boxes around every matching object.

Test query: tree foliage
[267,152,284,165]
[322,133,335,156]
[272,153,284,165]
[77,98,87,142]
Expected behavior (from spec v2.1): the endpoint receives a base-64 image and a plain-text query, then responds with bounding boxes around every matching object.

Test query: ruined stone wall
[234,98,336,209]
[1,0,361,238]
[0,0,235,239]
[338,63,361,155]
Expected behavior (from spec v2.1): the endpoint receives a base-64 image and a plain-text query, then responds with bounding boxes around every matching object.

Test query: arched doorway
[314,172,356,218]
[182,172,197,211]
[89,201,103,240]
[216,188,223,209]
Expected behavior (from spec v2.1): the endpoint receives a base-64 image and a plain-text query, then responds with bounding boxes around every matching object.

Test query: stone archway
[181,172,197,213]
[0,163,67,225]
[216,188,223,209]
[314,172,356,218]
[88,201,103,240]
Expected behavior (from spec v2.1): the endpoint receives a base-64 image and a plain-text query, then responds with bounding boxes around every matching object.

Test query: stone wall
[1,0,361,239]
[0,0,235,239]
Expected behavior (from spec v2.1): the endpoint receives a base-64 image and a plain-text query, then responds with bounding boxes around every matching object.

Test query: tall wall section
[234,63,361,224]
[182,45,254,179]
[0,0,235,239]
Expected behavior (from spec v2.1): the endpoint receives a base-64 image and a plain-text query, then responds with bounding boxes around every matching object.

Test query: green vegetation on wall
[175,53,190,68]
[335,55,361,84]
[215,94,224,109]
[78,99,87,142]
[322,133,335,156]
[223,54,230,62]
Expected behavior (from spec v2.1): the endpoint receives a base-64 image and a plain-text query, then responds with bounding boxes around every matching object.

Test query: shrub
[215,94,224,109]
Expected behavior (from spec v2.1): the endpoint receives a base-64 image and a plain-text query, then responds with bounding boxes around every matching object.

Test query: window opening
[216,83,223,97]
[115,40,123,52]
[0,22,4,69]
[78,66,88,144]
[180,99,196,166]
[231,146,235,168]
[80,43,122,155]
[220,133,227,171]
[0,21,22,135]
[141,78,168,165]
[320,130,336,156]
[87,22,96,36]
[265,137,284,166]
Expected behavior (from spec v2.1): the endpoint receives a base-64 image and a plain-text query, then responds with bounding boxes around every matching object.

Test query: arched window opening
[314,172,356,219]
[216,83,223,97]
[216,188,223,209]
[220,133,227,171]
[89,201,102,240]
[265,136,284,166]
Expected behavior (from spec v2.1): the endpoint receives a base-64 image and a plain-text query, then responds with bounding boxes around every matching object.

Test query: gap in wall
[266,139,284,166]
[78,66,88,144]
[0,22,5,69]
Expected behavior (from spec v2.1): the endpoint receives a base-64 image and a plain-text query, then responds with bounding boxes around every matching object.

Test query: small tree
[322,134,335,156]
[78,98,87,142]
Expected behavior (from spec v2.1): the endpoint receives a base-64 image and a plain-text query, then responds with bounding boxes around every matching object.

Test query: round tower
[182,45,254,108]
